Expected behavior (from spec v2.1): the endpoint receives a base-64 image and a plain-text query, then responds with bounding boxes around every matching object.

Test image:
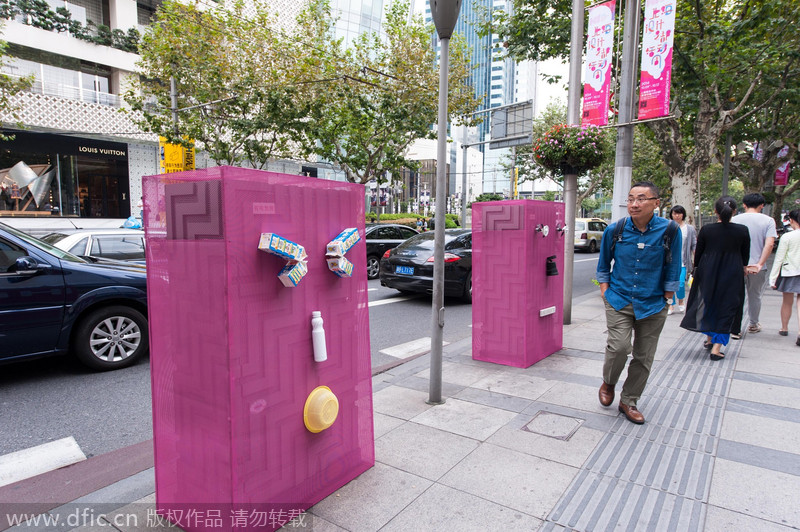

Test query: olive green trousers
[602,300,669,407]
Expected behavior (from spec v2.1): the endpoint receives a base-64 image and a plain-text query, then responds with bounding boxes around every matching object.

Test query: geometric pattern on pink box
[472,200,565,368]
[143,167,374,532]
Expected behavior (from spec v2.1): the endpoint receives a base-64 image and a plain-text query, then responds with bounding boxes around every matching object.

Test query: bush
[532,124,607,175]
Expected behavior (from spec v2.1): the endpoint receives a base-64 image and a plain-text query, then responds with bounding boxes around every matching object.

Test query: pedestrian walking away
[667,205,697,316]
[680,196,750,361]
[769,209,800,345]
[731,193,777,336]
[596,181,682,425]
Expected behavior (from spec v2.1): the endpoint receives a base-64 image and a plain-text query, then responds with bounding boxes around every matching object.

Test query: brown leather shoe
[598,382,615,407]
[618,402,645,424]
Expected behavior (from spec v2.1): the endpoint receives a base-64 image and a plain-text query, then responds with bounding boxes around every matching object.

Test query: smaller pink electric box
[472,200,565,368]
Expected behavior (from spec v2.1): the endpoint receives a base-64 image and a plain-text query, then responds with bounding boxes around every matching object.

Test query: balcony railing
[24,79,121,107]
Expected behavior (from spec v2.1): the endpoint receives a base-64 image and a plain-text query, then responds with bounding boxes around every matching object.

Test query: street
[0,254,599,460]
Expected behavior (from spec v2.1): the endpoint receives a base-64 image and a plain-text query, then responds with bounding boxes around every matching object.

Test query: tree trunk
[670,169,697,224]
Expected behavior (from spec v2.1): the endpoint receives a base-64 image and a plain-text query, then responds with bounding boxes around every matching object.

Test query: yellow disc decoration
[303,386,339,433]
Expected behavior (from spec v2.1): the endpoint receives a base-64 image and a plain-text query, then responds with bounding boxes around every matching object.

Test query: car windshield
[1,223,87,263]
[395,231,466,251]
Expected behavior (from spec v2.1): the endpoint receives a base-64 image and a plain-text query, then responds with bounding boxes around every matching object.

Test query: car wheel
[73,306,149,371]
[462,271,472,303]
[589,240,598,253]
[367,255,381,280]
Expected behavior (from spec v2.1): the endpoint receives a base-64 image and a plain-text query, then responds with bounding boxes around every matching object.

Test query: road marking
[368,288,378,291]
[368,295,420,307]
[574,257,600,263]
[379,337,449,358]
[0,437,86,488]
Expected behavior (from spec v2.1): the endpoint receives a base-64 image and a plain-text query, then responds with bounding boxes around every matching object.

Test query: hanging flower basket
[532,124,607,175]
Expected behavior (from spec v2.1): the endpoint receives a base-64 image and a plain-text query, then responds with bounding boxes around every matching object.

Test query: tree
[487,0,800,214]
[304,0,480,184]
[125,0,325,167]
[504,102,667,208]
[0,36,34,140]
[126,0,480,181]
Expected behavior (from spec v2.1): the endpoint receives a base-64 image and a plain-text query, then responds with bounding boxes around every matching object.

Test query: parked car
[574,218,608,252]
[0,222,148,371]
[365,223,419,279]
[379,229,472,302]
[41,228,146,263]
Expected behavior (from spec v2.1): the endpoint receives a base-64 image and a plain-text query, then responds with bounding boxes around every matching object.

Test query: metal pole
[429,36,450,405]
[170,76,179,137]
[562,0,584,325]
[461,142,469,227]
[611,0,641,221]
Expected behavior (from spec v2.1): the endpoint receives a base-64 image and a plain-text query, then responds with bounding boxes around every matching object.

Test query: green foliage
[303,0,481,183]
[0,35,34,139]
[1,0,140,52]
[127,0,479,179]
[471,193,505,205]
[532,124,607,175]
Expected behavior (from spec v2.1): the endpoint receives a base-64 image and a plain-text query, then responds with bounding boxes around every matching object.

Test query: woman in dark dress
[680,196,750,360]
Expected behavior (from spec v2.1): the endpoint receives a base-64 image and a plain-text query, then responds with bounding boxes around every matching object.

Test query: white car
[41,229,146,263]
[574,218,608,252]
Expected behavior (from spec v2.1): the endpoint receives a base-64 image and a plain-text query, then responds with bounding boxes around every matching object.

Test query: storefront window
[0,131,130,218]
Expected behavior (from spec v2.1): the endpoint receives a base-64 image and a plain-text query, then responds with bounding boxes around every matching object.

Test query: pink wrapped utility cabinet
[472,200,565,368]
[143,167,374,531]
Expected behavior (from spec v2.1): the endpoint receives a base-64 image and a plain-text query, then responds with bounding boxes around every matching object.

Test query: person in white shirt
[731,193,778,336]
[769,210,800,345]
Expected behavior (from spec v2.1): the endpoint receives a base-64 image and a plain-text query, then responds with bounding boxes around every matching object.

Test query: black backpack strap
[663,220,679,264]
[609,217,627,258]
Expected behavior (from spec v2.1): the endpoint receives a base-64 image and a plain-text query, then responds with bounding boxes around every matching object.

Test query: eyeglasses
[626,196,659,204]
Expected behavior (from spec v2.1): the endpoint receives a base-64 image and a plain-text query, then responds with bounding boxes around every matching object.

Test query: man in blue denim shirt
[596,182,682,424]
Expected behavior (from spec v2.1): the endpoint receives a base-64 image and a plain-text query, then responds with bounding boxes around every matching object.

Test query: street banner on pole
[581,0,616,126]
[637,0,676,120]
[775,145,791,186]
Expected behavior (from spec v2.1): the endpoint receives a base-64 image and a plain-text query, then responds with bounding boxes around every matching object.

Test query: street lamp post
[428,0,462,405]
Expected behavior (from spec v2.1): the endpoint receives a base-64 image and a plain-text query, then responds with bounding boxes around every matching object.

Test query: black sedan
[0,222,148,371]
[365,223,419,279]
[379,229,472,302]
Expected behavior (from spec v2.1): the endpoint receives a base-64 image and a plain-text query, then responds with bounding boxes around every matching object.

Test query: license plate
[395,265,414,276]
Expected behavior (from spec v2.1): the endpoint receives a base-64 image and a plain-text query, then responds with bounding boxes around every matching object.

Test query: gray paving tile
[391,374,466,398]
[373,412,405,439]
[521,402,620,433]
[375,422,478,481]
[734,358,800,380]
[732,371,800,390]
[705,505,798,532]
[414,361,499,387]
[452,386,533,413]
[717,439,800,477]
[708,458,800,527]
[439,443,577,519]
[720,411,800,455]
[410,398,517,441]
[372,385,433,420]
[381,483,543,532]
[486,414,604,468]
[536,381,621,417]
[726,395,800,423]
[469,372,557,402]
[309,462,431,532]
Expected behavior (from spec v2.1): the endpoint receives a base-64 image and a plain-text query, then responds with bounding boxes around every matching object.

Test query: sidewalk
[3,290,800,531]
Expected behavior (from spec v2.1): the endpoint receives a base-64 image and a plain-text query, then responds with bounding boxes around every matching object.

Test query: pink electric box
[472,200,565,368]
[143,167,374,531]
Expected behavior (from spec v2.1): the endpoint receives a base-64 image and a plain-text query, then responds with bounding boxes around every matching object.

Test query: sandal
[710,352,725,361]
[703,341,713,350]
[779,330,789,336]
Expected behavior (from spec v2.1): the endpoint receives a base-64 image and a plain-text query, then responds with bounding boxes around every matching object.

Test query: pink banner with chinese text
[582,1,616,126]
[638,0,676,120]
